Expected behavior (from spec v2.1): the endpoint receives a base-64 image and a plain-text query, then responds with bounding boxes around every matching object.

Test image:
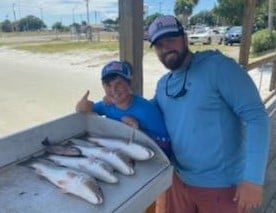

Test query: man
[76,60,171,157]
[148,15,270,213]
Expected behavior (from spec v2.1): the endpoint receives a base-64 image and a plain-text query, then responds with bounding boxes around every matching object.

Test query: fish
[30,160,104,205]
[45,154,118,184]
[69,138,135,175]
[41,137,82,157]
[44,145,82,156]
[86,136,155,161]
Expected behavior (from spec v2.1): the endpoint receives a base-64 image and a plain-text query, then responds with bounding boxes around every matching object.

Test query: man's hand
[121,116,139,129]
[233,181,263,213]
[75,90,93,113]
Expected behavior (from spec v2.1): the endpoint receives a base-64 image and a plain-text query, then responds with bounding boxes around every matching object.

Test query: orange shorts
[155,173,240,213]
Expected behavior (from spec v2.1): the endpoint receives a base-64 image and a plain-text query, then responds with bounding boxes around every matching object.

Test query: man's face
[153,35,188,70]
[102,76,132,106]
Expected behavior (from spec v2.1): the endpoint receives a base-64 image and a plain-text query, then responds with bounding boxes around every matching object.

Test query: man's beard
[160,49,187,70]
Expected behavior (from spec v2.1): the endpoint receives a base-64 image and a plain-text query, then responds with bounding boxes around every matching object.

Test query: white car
[188,29,223,45]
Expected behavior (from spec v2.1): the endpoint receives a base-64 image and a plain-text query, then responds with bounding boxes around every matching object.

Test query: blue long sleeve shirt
[154,50,269,187]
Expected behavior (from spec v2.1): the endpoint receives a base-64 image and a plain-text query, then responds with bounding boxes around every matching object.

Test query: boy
[76,60,171,157]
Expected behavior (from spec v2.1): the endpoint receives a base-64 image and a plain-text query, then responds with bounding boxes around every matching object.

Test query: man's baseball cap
[148,15,184,46]
[101,60,132,80]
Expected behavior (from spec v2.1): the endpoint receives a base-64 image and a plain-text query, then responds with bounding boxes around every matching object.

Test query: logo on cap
[101,61,132,80]
[148,15,184,45]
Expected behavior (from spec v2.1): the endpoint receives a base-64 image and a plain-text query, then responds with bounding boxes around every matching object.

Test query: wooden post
[270,60,276,91]
[239,0,256,69]
[118,0,144,95]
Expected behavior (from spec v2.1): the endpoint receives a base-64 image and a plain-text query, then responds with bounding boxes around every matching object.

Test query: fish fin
[88,156,97,163]
[41,137,51,146]
[86,137,100,145]
[65,140,74,146]
[59,188,68,194]
[35,168,44,175]
[78,163,87,170]
[128,129,135,144]
[57,180,67,187]
[66,171,77,178]
[103,147,112,153]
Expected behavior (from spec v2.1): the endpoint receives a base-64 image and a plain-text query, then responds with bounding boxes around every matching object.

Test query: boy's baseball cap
[148,15,184,46]
[101,61,132,80]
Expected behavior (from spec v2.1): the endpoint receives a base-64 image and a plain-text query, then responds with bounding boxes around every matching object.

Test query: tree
[214,0,269,26]
[254,0,274,30]
[0,20,13,32]
[102,18,116,26]
[144,13,162,26]
[190,10,217,26]
[52,22,66,31]
[174,0,199,24]
[102,18,118,31]
[17,15,46,31]
[214,0,244,25]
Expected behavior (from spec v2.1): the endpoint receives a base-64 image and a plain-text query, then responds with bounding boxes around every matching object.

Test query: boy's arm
[121,116,139,129]
[75,90,94,113]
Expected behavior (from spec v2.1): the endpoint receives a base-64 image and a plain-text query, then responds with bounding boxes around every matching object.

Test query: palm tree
[174,0,199,24]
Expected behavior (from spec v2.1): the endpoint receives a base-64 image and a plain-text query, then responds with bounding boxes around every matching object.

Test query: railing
[246,52,276,104]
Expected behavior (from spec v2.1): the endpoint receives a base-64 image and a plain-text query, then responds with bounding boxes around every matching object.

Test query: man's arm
[216,56,269,212]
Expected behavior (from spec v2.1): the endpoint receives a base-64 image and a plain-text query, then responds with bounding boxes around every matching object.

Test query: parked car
[188,28,223,45]
[216,26,230,36]
[224,26,242,46]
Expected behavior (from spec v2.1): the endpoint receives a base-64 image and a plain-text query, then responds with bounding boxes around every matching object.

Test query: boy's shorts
[155,173,240,213]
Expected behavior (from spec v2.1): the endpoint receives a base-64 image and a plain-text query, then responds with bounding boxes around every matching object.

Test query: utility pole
[268,0,274,30]
[85,0,92,40]
[18,0,21,19]
[12,3,16,32]
[40,7,44,23]
[12,3,16,21]
[85,0,90,24]
[72,8,76,24]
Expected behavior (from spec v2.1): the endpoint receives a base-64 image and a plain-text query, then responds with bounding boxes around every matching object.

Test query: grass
[0,33,255,61]
[1,31,272,60]
[5,39,236,55]
[9,40,119,53]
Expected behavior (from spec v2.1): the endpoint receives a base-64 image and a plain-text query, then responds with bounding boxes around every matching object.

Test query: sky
[0,0,217,28]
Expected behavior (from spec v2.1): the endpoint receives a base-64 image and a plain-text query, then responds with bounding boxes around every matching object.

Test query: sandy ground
[0,46,272,137]
[0,47,166,136]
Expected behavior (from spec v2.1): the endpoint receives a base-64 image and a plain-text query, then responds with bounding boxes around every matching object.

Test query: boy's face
[102,76,132,106]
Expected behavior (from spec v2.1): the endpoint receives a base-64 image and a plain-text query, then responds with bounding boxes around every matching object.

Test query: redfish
[46,154,118,184]
[69,139,135,175]
[87,137,155,161]
[30,161,104,205]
